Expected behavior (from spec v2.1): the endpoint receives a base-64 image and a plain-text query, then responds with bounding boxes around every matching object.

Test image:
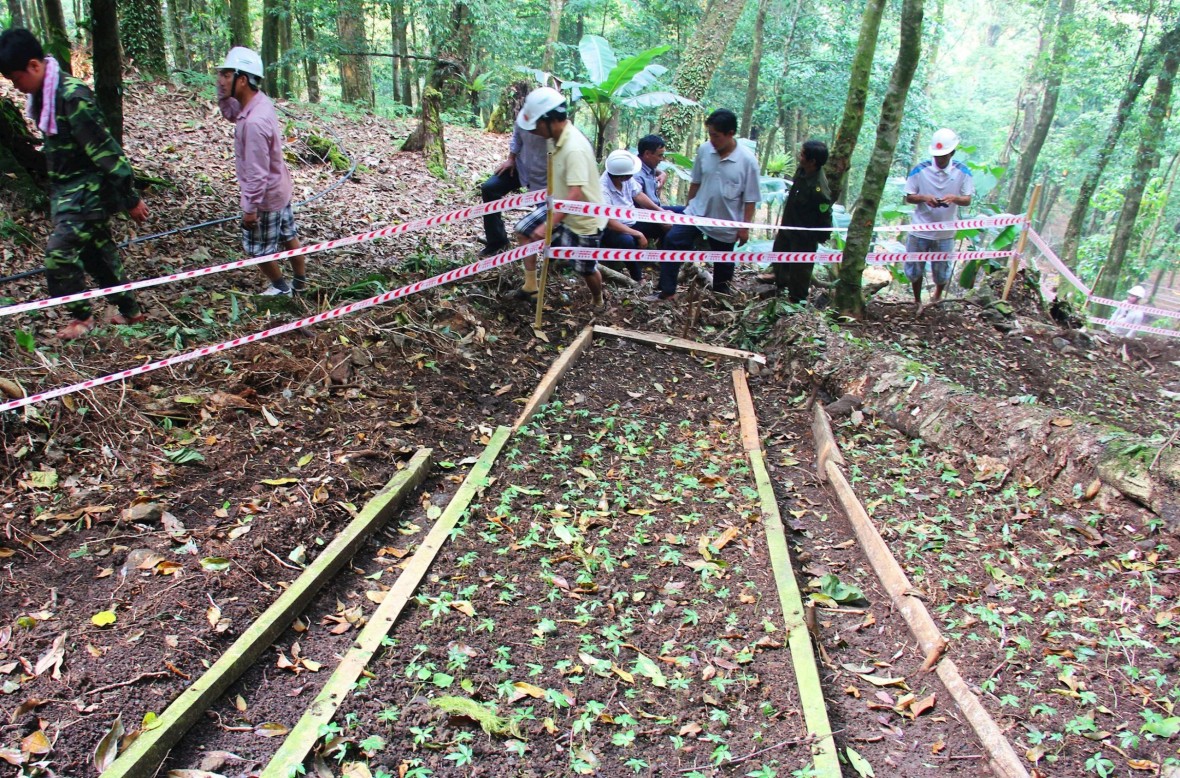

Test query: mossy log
[814,325,1180,525]
[306,134,351,171]
[0,98,47,210]
[401,87,447,179]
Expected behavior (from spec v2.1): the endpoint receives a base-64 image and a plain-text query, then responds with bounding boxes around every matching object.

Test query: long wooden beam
[731,370,842,777]
[101,449,433,778]
[513,325,594,430]
[262,427,512,777]
[593,325,767,364]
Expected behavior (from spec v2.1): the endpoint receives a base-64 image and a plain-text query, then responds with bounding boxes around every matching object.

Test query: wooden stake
[593,325,766,364]
[732,370,842,777]
[514,325,594,429]
[262,428,512,778]
[101,449,433,778]
[1002,182,1043,301]
[533,150,556,332]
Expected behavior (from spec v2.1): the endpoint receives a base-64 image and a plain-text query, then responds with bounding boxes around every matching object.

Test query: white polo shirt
[600,171,642,225]
[905,159,975,239]
[685,141,762,243]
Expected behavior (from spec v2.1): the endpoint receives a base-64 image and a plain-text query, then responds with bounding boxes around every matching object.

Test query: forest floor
[0,78,1178,777]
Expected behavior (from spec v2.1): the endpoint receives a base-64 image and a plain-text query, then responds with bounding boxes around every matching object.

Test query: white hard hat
[929,128,959,157]
[605,149,641,176]
[517,87,566,131]
[218,47,264,79]
[1128,285,1146,298]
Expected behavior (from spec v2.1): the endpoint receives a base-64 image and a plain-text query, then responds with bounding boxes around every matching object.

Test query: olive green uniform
[36,75,142,321]
[771,166,833,303]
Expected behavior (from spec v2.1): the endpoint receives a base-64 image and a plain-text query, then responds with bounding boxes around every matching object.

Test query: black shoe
[509,288,538,302]
[480,243,509,258]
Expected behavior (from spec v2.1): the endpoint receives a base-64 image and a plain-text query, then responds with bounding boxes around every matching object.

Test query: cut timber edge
[593,324,767,364]
[514,325,594,430]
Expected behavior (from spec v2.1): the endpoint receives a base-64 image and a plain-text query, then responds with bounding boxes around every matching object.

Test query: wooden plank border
[514,325,595,430]
[102,449,433,778]
[593,324,767,364]
[731,370,842,776]
[811,403,1030,778]
[262,426,512,777]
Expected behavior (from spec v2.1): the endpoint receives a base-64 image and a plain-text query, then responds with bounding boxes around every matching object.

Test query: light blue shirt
[685,141,761,242]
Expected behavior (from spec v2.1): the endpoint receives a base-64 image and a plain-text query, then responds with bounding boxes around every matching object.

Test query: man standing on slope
[217,47,305,296]
[0,28,149,340]
[903,127,974,310]
[511,87,607,310]
[769,139,833,302]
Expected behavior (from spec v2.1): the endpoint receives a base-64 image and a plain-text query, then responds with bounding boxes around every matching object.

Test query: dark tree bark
[910,0,944,163]
[42,0,72,73]
[167,0,192,70]
[91,0,124,144]
[827,0,885,204]
[740,0,772,137]
[1061,23,1180,269]
[337,0,374,108]
[229,0,251,48]
[401,86,446,178]
[658,0,744,154]
[0,98,46,209]
[394,0,412,107]
[298,10,320,103]
[1094,48,1179,305]
[7,0,26,28]
[261,0,280,95]
[835,0,924,318]
[1006,0,1075,214]
[280,6,294,98]
[543,0,563,75]
[430,1,473,110]
[119,0,168,76]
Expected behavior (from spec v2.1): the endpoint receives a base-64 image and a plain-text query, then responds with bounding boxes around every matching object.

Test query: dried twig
[85,670,170,696]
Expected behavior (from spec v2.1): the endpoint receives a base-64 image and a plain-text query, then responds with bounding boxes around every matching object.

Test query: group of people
[0,31,303,340]
[3,34,1147,341]
[484,87,982,311]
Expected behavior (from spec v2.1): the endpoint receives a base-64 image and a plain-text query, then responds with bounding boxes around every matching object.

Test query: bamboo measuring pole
[533,149,557,331]
[1002,182,1043,301]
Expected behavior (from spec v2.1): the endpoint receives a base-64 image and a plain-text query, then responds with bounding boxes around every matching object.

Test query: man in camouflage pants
[0,28,149,340]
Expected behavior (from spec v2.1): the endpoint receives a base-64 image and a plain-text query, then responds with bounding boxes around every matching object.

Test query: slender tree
[1094,48,1179,304]
[657,0,744,153]
[1061,23,1180,268]
[543,0,563,75]
[827,0,885,204]
[299,9,320,103]
[91,0,124,144]
[167,0,192,70]
[261,0,280,95]
[7,0,25,28]
[1006,0,1075,213]
[337,0,374,107]
[119,0,168,76]
[42,0,72,73]
[740,0,772,137]
[229,0,252,48]
[910,0,944,162]
[835,0,925,318]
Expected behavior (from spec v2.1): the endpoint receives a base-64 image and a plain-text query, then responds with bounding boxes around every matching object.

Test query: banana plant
[562,35,696,160]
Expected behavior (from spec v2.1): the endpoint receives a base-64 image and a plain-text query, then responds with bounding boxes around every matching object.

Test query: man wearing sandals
[904,127,974,309]
[217,47,306,297]
[0,28,150,340]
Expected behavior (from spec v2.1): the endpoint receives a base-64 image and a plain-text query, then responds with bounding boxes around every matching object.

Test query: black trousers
[479,169,522,248]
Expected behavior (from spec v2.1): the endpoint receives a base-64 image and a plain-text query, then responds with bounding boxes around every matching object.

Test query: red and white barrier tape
[552,200,1028,234]
[0,242,541,413]
[548,247,1016,265]
[1024,228,1092,297]
[1087,316,1180,339]
[1087,295,1179,321]
[0,190,546,319]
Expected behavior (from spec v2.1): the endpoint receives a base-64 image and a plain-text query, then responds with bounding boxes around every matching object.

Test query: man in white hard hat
[1106,284,1149,337]
[904,127,974,310]
[600,149,665,282]
[217,47,306,296]
[511,86,608,310]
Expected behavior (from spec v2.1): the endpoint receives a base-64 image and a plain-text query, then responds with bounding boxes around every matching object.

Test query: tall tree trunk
[401,86,446,178]
[835,0,924,318]
[91,0,124,145]
[42,0,72,73]
[390,0,402,103]
[543,0,563,74]
[119,0,167,76]
[657,0,744,154]
[910,0,943,162]
[1061,23,1180,269]
[1094,49,1179,305]
[827,0,885,204]
[7,0,25,28]
[338,0,374,108]
[280,6,294,98]
[740,0,772,137]
[431,1,472,109]
[0,98,46,209]
[299,10,320,103]
[261,0,280,95]
[1006,0,1074,213]
[395,0,412,106]
[229,0,251,48]
[1137,150,1180,266]
[167,0,192,70]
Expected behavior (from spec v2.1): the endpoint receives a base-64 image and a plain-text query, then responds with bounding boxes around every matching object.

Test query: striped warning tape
[0,190,546,319]
[547,247,1016,265]
[551,199,1029,234]
[0,243,541,413]
[1087,317,1180,339]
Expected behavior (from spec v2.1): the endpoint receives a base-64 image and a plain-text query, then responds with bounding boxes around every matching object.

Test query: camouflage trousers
[45,219,140,321]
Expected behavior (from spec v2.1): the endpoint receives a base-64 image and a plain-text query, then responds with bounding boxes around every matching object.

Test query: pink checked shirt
[220,91,293,214]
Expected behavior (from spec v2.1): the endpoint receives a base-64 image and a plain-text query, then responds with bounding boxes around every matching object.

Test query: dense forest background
[2,0,1179,309]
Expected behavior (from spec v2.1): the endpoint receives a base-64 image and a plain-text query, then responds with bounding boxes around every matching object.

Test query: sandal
[109,312,148,325]
[56,317,96,340]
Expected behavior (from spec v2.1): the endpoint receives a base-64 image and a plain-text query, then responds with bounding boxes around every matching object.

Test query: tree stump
[401,87,447,179]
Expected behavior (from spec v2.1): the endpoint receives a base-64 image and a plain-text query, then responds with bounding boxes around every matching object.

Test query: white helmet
[929,128,959,157]
[605,149,641,176]
[517,87,566,131]
[1128,285,1146,298]
[218,47,264,79]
